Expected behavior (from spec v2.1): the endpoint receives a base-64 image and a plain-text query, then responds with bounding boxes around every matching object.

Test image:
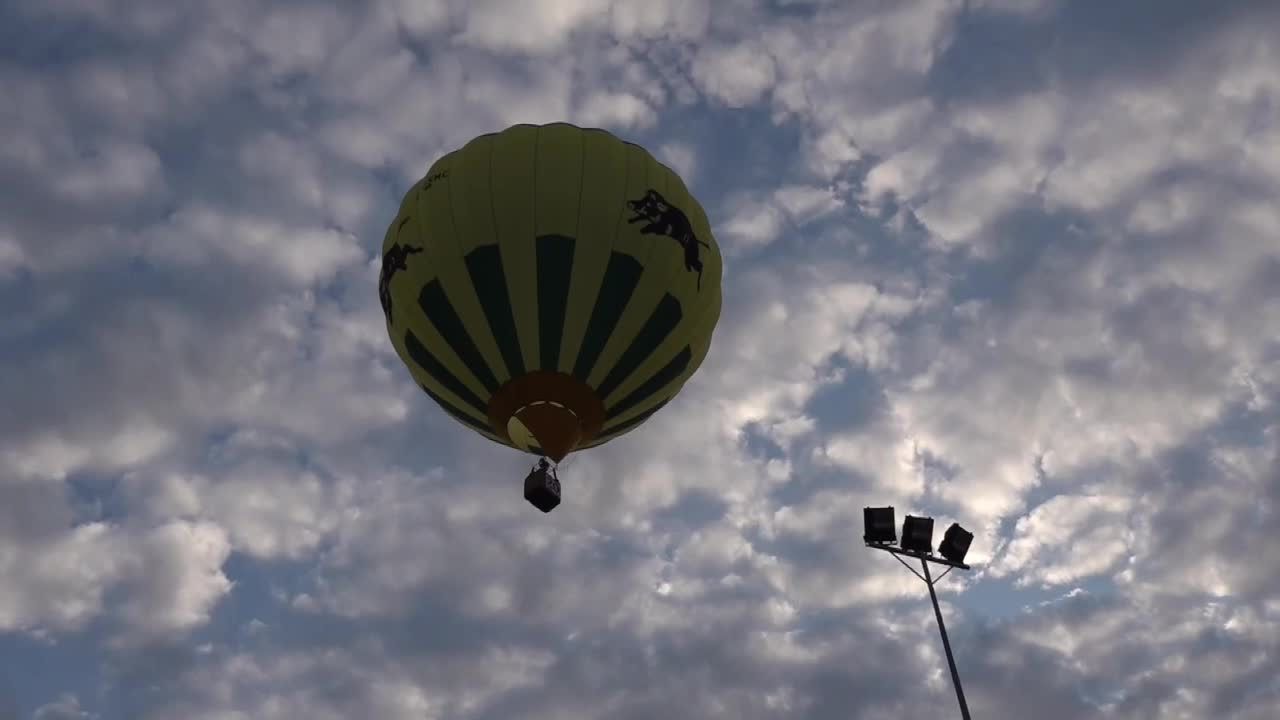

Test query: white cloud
[0,510,230,643]
[0,521,124,632]
[245,4,352,79]
[33,694,92,720]
[691,41,777,107]
[576,91,657,129]
[69,59,168,131]
[143,205,364,287]
[115,520,234,640]
[608,0,711,41]
[773,184,845,223]
[129,466,343,561]
[6,421,175,483]
[988,493,1135,586]
[0,232,25,276]
[455,0,611,53]
[970,0,1062,16]
[721,199,785,252]
[804,128,862,180]
[3,1,1280,718]
[815,423,924,500]
[27,134,166,203]
[720,184,846,253]
[386,0,450,36]
[656,141,697,182]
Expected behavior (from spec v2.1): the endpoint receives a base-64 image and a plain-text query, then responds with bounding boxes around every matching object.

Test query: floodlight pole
[919,554,971,720]
[866,543,972,720]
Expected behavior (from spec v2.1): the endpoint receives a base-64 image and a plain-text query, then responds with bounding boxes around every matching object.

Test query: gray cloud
[1,0,1277,718]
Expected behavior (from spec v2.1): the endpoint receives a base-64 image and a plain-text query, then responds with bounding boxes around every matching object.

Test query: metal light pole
[864,510,974,720]
[920,552,971,720]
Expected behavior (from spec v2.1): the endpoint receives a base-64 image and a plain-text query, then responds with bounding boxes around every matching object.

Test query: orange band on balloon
[487,371,606,459]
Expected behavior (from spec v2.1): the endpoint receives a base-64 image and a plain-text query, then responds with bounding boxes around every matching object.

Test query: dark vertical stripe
[600,398,669,437]
[532,125,539,250]
[595,293,683,400]
[606,346,692,420]
[536,234,575,371]
[418,280,500,394]
[572,252,643,382]
[418,383,495,437]
[465,246,526,378]
[404,329,487,414]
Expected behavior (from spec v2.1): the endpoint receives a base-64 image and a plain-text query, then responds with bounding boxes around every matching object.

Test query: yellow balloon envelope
[379,123,722,463]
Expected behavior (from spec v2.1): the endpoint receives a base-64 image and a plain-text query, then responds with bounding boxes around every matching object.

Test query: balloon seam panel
[487,133,530,373]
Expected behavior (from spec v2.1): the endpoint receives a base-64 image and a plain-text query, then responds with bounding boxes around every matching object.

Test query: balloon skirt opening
[487,370,606,461]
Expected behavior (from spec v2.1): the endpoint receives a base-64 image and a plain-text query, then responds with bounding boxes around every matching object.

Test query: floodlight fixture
[939,523,974,565]
[863,506,896,544]
[900,514,934,554]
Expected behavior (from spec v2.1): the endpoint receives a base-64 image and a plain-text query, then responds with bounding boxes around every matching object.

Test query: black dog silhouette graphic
[626,189,709,291]
[379,242,423,324]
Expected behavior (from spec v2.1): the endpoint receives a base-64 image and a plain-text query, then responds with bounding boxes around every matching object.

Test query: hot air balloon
[378,123,722,512]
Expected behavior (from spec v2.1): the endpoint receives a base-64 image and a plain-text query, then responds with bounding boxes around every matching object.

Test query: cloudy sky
[2,0,1279,717]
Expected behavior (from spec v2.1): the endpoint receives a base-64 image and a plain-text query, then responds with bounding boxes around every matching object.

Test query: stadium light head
[939,523,974,564]
[901,515,934,554]
[863,506,897,544]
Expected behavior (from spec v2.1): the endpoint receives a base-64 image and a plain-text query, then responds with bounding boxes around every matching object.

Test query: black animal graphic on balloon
[379,242,423,324]
[626,189,710,291]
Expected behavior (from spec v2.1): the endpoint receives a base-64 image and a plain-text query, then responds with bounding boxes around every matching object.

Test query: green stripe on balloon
[418,280,501,395]
[403,329,487,415]
[536,234,575,371]
[572,251,643,382]
[419,383,499,440]
[595,293,682,402]
[465,245,526,378]
[607,346,692,420]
